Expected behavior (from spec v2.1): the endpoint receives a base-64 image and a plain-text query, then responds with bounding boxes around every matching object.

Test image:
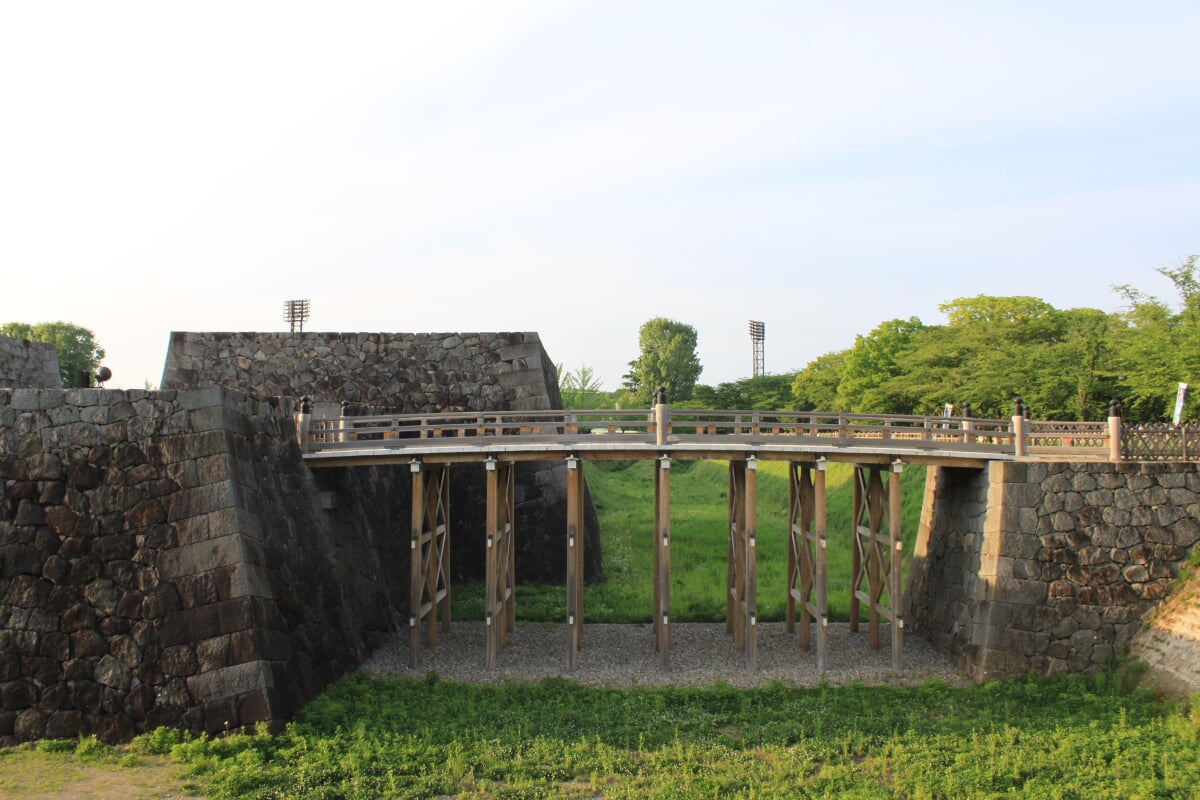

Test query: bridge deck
[292,405,1119,674]
[300,436,1004,468]
[296,407,1117,466]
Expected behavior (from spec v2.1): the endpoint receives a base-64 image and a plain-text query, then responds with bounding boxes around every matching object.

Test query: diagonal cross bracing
[409,461,451,668]
[485,459,516,669]
[787,460,828,674]
[726,459,759,671]
[850,462,904,670]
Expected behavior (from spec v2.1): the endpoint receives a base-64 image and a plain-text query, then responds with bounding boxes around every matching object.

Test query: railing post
[1108,398,1122,462]
[1012,397,1026,458]
[339,399,353,444]
[654,386,669,447]
[296,395,312,452]
[961,402,973,443]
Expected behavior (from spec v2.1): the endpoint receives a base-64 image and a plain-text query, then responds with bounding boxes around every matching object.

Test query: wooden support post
[485,458,514,669]
[409,460,424,669]
[745,457,758,673]
[785,464,798,635]
[727,458,758,672]
[814,460,828,675]
[566,455,584,670]
[1108,399,1122,462]
[851,463,903,669]
[849,468,861,634]
[787,460,828,675]
[1012,397,1027,458]
[727,463,737,635]
[889,460,904,671]
[727,462,744,650]
[654,455,671,671]
[408,461,451,668]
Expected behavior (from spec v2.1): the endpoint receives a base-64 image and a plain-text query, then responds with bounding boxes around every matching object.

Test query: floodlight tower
[284,299,311,333]
[749,320,765,377]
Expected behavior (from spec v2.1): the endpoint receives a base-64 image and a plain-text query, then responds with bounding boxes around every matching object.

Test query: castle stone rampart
[0,336,61,389]
[906,461,1200,681]
[0,387,408,744]
[161,331,562,411]
[160,331,601,584]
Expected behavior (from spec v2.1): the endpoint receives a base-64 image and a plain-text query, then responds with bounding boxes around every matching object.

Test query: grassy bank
[454,459,927,623]
[23,670,1190,800]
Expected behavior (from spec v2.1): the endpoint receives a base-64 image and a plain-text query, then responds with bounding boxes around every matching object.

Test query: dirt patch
[0,750,204,800]
[1130,567,1200,695]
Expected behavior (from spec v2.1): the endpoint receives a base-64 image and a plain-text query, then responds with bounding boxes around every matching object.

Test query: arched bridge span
[296,403,1122,675]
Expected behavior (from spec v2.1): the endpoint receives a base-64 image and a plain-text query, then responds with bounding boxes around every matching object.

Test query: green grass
[11,461,1200,798]
[454,459,927,623]
[134,671,1198,799]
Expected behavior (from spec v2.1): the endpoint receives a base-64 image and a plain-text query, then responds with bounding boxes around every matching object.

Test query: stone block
[990,577,1048,605]
[94,654,132,691]
[229,628,290,664]
[159,596,283,646]
[156,533,266,580]
[166,482,238,522]
[179,387,227,411]
[218,563,274,600]
[186,659,275,704]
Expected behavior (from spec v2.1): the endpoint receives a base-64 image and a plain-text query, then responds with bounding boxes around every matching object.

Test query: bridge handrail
[1026,420,1111,452]
[298,407,1020,454]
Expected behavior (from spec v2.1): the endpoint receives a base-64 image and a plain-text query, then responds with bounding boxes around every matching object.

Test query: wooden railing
[296,402,1198,464]
[1122,422,1200,461]
[297,407,1020,457]
[1026,420,1112,456]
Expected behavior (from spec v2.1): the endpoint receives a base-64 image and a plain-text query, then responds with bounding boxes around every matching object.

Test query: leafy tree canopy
[557,364,605,409]
[622,317,702,404]
[691,373,797,411]
[1112,255,1200,421]
[0,321,105,388]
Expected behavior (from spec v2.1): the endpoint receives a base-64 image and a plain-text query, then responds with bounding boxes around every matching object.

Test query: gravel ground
[362,622,968,688]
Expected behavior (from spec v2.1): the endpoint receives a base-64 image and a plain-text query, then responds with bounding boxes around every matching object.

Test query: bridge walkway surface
[296,403,1124,676]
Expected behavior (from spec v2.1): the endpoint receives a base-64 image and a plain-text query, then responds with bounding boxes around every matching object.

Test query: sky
[1,2,1198,392]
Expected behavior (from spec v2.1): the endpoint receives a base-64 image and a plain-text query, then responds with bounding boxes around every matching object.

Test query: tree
[558,364,604,409]
[791,350,847,411]
[835,317,925,413]
[1112,255,1200,421]
[0,321,105,388]
[692,373,798,410]
[622,317,702,404]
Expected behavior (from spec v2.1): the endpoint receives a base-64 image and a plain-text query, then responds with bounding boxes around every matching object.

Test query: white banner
[1173,382,1189,425]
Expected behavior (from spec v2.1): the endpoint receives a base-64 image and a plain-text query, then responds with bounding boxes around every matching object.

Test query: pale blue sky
[1,2,1197,391]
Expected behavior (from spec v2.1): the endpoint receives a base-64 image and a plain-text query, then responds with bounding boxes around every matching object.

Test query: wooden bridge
[296,400,1123,676]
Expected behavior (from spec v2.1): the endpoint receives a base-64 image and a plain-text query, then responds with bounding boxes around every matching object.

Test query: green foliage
[0,321,105,388]
[791,350,847,411]
[454,459,925,624]
[690,373,799,411]
[836,317,926,414]
[165,673,1198,800]
[131,725,188,755]
[1113,255,1200,422]
[623,317,703,404]
[557,364,605,409]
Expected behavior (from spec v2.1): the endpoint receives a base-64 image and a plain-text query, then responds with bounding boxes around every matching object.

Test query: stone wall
[0,336,61,389]
[906,461,1200,681]
[0,387,408,744]
[160,331,562,412]
[160,331,601,584]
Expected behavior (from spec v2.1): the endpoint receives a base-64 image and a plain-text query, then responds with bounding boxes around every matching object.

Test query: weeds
[150,672,1197,799]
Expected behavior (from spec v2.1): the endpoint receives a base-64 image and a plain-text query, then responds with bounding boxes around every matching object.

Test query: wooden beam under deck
[336,438,926,676]
[303,445,994,470]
